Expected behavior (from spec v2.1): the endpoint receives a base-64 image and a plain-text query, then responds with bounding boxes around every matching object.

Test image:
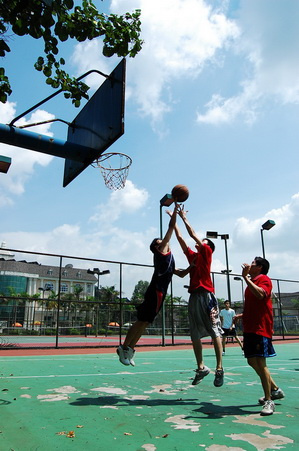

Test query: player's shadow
[0,398,12,405]
[187,401,259,419]
[69,395,199,408]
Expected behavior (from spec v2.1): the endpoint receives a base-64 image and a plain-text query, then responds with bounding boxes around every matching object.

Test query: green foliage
[131,280,149,303]
[0,0,143,105]
[290,298,299,308]
[98,285,119,302]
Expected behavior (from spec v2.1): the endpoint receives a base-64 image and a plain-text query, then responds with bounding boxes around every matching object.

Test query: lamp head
[100,270,110,275]
[160,193,173,207]
[206,231,218,239]
[262,219,275,231]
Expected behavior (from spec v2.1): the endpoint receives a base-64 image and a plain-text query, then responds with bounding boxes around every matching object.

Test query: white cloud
[71,40,114,88]
[72,0,239,132]
[196,80,261,125]
[0,103,55,199]
[89,180,149,225]
[232,193,299,280]
[197,0,299,124]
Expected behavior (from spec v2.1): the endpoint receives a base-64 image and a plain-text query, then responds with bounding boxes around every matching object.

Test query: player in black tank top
[116,201,191,366]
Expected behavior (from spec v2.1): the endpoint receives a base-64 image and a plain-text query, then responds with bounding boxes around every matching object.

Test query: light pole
[38,286,51,334]
[87,268,110,336]
[234,276,244,303]
[207,231,231,303]
[87,268,110,297]
[159,193,173,346]
[260,220,275,258]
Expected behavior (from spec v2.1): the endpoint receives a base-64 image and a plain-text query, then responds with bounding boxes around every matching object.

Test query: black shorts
[243,333,276,358]
[222,328,237,337]
[136,285,165,323]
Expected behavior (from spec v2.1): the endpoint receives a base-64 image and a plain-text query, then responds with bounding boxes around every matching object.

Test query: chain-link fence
[0,247,298,349]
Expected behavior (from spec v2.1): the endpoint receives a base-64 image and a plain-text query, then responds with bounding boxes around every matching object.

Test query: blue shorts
[243,333,276,358]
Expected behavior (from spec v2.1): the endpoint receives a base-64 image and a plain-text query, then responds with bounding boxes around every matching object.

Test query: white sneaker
[126,346,135,366]
[260,400,275,416]
[116,345,130,365]
[258,387,285,405]
[222,351,225,356]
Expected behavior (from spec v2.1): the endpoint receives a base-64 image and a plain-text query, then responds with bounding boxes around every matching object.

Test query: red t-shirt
[243,274,273,338]
[184,243,214,293]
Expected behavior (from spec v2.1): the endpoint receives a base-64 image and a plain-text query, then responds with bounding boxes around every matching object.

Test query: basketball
[171,184,189,202]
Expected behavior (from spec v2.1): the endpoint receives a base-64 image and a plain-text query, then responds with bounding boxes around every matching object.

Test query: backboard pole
[0,123,97,162]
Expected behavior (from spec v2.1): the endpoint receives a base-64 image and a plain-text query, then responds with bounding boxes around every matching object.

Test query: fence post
[55,256,63,348]
[119,263,123,346]
[276,279,285,339]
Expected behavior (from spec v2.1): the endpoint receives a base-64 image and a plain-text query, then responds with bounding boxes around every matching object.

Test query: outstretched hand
[178,204,188,220]
[166,202,180,217]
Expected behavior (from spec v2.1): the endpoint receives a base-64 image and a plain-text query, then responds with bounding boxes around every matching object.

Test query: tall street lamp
[87,268,110,337]
[160,193,173,238]
[234,276,244,303]
[87,268,110,297]
[206,231,231,303]
[260,220,275,258]
[159,193,173,346]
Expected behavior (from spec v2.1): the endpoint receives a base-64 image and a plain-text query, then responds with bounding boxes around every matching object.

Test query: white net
[93,153,132,190]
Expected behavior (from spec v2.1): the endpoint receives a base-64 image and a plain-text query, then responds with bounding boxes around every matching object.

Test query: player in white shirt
[220,300,243,354]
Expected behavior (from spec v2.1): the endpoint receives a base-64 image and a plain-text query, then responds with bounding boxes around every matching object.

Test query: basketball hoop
[92,152,132,190]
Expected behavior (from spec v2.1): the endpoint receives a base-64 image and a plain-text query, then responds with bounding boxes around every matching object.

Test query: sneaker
[222,351,225,356]
[191,366,210,385]
[258,387,285,405]
[214,368,224,387]
[127,346,135,366]
[116,345,130,366]
[260,400,275,416]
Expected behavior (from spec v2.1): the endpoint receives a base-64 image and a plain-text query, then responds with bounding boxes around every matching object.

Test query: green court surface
[0,343,298,451]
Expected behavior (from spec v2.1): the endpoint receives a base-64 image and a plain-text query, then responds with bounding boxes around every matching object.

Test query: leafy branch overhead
[0,0,143,105]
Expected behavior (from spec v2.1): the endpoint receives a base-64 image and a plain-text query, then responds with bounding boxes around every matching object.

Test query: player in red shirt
[167,205,224,388]
[242,257,284,416]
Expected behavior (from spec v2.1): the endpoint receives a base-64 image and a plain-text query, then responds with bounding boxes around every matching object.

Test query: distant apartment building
[0,242,97,327]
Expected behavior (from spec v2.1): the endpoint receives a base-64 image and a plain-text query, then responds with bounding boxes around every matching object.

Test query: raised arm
[158,202,179,253]
[166,209,188,253]
[178,205,203,247]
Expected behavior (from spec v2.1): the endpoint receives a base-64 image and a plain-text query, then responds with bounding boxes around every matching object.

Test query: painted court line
[0,368,192,379]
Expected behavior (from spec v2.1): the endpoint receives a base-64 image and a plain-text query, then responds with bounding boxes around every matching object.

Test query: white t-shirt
[220,308,236,329]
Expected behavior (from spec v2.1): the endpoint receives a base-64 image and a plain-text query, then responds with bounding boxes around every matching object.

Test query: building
[0,243,97,328]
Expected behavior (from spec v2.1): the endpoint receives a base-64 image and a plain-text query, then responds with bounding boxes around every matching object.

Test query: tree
[131,280,149,303]
[0,0,142,104]
[291,298,299,308]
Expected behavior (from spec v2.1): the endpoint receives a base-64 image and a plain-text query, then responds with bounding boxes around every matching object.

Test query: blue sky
[1,0,299,301]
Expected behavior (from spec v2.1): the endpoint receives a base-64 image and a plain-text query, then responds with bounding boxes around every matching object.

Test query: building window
[60,283,69,293]
[45,282,54,291]
[76,271,82,278]
[47,269,53,275]
[62,270,68,277]
[86,284,92,294]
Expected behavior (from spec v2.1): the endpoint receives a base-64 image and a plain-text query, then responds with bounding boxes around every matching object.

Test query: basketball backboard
[63,58,126,187]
